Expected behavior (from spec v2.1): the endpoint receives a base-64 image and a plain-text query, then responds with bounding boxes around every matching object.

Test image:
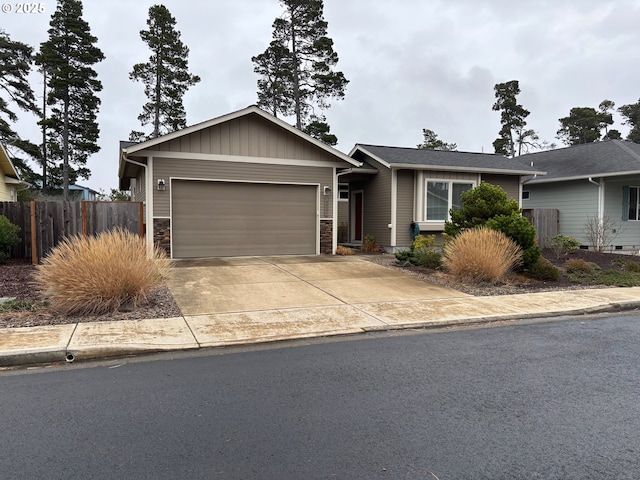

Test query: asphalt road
[1,314,639,479]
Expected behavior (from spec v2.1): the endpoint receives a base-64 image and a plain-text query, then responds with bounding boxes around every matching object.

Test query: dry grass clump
[34,229,170,315]
[442,227,522,282]
[335,245,355,255]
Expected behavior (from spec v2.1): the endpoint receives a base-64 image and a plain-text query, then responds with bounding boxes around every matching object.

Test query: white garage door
[171,180,318,258]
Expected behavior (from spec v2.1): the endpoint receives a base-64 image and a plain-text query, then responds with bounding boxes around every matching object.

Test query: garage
[171,179,318,258]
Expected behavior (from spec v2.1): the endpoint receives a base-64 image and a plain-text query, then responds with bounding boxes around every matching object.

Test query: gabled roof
[351,144,546,176]
[120,105,360,171]
[521,140,640,184]
[0,143,20,180]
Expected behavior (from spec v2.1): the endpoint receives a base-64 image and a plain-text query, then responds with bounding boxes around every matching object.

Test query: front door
[352,190,363,242]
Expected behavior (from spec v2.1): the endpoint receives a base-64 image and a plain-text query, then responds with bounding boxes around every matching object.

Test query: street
[1,314,639,479]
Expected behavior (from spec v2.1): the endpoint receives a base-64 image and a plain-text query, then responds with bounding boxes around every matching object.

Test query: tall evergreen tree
[36,0,103,200]
[619,99,640,144]
[492,80,533,157]
[557,103,613,145]
[0,30,41,180]
[253,0,348,142]
[417,129,457,151]
[129,4,200,141]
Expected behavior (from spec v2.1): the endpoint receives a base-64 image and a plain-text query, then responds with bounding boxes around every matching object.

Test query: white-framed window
[338,183,349,201]
[624,186,640,221]
[425,180,474,221]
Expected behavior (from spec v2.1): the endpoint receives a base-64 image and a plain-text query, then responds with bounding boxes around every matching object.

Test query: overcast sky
[3,0,640,193]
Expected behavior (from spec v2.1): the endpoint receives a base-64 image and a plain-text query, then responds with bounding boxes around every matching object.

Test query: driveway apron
[166,256,469,346]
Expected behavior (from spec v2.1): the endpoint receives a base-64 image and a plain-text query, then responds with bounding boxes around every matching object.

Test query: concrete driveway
[166,256,469,346]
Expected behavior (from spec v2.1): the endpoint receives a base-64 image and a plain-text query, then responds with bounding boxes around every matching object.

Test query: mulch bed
[1,248,638,329]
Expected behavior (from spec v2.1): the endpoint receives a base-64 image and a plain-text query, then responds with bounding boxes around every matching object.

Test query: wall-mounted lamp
[323,186,332,196]
[157,179,166,191]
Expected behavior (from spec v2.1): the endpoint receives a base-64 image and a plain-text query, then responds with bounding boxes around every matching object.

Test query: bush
[527,257,560,281]
[444,182,521,237]
[485,213,540,269]
[0,215,20,263]
[34,229,170,315]
[442,227,522,282]
[335,245,354,256]
[395,234,441,269]
[564,258,594,274]
[623,260,640,273]
[548,234,581,259]
[361,233,380,253]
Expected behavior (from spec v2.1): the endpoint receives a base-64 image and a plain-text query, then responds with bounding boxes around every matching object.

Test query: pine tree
[492,80,532,157]
[557,103,613,145]
[36,0,104,200]
[619,99,640,143]
[417,129,457,151]
[0,30,41,180]
[129,5,200,140]
[253,0,348,142]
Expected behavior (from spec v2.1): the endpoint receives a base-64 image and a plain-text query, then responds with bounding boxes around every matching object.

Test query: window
[625,186,640,221]
[425,180,473,221]
[338,183,349,201]
[522,190,530,200]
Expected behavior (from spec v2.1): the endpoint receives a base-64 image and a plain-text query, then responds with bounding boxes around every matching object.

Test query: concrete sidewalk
[2,286,640,367]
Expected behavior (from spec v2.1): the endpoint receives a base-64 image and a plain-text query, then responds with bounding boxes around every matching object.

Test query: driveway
[166,256,469,346]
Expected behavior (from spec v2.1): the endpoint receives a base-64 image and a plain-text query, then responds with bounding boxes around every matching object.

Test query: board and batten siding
[480,174,520,201]
[153,158,334,218]
[524,180,598,244]
[154,113,337,164]
[422,171,478,182]
[395,170,415,247]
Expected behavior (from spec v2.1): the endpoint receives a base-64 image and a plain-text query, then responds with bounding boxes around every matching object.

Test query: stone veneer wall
[320,219,333,254]
[153,218,171,256]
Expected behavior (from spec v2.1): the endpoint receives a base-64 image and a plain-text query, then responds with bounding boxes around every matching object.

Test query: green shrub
[564,258,594,274]
[0,215,20,263]
[395,234,441,268]
[527,257,560,281]
[442,227,522,282]
[598,270,640,287]
[361,233,380,253]
[486,213,541,269]
[623,260,640,273]
[444,182,521,237]
[548,234,581,259]
[34,228,170,315]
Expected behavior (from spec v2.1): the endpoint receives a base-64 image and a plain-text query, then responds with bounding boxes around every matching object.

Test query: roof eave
[526,170,640,184]
[390,163,546,176]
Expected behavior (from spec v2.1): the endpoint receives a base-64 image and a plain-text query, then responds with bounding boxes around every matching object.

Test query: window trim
[424,179,475,222]
[624,185,640,221]
[338,183,349,202]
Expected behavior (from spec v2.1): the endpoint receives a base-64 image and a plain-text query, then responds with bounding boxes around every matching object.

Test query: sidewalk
[2,287,640,367]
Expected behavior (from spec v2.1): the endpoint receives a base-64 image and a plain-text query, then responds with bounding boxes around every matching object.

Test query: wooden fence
[523,208,559,248]
[0,201,144,263]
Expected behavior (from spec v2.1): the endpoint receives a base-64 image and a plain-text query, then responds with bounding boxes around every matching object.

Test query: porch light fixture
[323,186,332,196]
[157,178,166,191]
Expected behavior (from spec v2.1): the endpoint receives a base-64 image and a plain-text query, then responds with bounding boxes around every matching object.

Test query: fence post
[30,200,37,265]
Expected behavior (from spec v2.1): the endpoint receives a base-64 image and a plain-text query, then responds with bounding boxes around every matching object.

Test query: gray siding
[153,158,333,218]
[337,200,349,227]
[358,159,392,246]
[423,171,478,182]
[154,113,338,163]
[481,174,520,201]
[396,169,415,247]
[602,177,640,249]
[524,180,598,244]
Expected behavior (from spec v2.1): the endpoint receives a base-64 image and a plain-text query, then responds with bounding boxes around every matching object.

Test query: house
[0,143,23,201]
[68,184,99,201]
[118,106,360,258]
[339,145,545,252]
[521,140,640,251]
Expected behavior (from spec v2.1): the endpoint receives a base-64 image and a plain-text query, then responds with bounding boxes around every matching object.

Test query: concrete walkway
[2,256,640,367]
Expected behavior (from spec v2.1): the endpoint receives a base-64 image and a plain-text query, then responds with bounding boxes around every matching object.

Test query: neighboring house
[521,140,640,251]
[0,143,23,201]
[340,145,545,252]
[118,106,360,258]
[31,181,99,200]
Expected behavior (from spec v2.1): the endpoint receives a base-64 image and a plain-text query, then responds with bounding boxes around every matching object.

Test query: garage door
[171,180,318,258]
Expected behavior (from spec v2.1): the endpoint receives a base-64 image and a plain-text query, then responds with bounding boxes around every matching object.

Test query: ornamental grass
[442,227,522,282]
[34,229,170,315]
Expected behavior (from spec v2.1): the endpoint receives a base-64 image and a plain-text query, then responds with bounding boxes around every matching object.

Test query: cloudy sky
[3,0,640,193]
